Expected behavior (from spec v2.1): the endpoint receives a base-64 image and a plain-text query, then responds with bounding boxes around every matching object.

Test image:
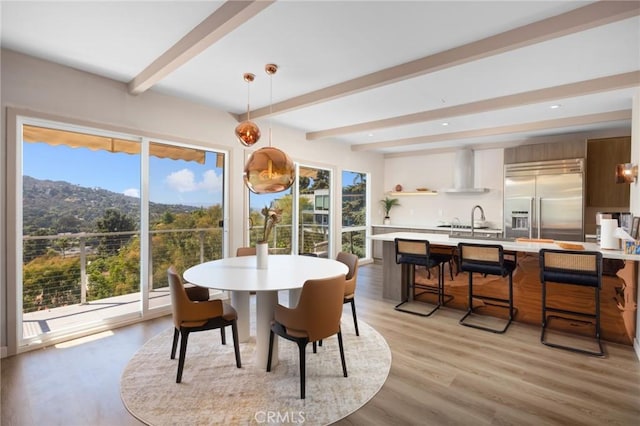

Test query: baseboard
[1,346,8,359]
[634,337,640,361]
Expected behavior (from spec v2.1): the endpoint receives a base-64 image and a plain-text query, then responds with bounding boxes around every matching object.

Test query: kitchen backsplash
[383,148,504,227]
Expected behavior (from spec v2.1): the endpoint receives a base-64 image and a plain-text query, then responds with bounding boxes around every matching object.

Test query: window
[341,170,368,259]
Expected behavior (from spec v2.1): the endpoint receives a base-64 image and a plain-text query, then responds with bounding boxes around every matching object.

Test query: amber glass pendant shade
[243,147,295,194]
[236,72,260,146]
[235,121,261,147]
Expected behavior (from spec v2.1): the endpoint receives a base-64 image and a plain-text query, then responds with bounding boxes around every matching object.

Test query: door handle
[529,197,534,239]
[537,197,542,239]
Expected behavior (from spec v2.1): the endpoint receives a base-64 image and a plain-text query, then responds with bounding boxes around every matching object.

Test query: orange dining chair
[236,247,256,257]
[168,266,241,383]
[336,251,360,336]
[266,275,348,399]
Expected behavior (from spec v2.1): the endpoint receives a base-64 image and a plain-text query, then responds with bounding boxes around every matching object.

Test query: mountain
[22,176,202,234]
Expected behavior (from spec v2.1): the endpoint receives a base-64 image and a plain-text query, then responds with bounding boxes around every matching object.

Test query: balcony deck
[22,289,227,339]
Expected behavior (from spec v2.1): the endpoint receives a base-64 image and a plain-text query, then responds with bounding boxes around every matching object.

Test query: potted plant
[380,196,400,225]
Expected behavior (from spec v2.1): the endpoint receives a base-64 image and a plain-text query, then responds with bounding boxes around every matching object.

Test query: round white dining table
[183,254,348,368]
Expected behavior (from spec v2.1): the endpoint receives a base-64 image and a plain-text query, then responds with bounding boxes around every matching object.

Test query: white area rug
[121,317,391,425]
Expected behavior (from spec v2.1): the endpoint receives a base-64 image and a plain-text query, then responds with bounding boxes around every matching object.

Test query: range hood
[442,149,489,193]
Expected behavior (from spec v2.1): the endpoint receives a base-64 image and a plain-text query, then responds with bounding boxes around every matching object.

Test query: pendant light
[235,73,261,146]
[243,64,295,194]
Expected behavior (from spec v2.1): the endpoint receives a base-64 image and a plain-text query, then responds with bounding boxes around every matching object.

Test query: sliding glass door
[17,118,226,348]
[147,142,226,311]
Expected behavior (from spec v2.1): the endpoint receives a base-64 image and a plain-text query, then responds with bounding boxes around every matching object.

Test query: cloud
[200,170,223,193]
[124,188,140,198]
[165,168,222,193]
[166,169,197,192]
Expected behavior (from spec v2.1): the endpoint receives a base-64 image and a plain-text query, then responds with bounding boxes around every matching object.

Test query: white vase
[256,242,269,269]
[383,217,391,225]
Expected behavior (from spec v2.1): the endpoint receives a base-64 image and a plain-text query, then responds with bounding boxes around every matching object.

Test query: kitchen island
[372,224,503,260]
[371,232,639,346]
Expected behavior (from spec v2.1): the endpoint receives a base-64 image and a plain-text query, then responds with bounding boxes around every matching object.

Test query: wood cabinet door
[586,137,630,208]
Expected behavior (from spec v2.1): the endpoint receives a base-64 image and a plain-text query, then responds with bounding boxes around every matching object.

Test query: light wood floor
[2,263,639,425]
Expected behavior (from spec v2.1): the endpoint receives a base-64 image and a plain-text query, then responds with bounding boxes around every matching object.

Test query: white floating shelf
[387,191,438,196]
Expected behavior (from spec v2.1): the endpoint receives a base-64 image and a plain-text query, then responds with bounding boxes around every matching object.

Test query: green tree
[96,208,136,255]
[162,211,175,224]
[56,215,81,233]
[23,253,81,312]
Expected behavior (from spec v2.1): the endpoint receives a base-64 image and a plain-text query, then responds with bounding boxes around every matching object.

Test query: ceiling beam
[382,126,632,158]
[128,0,274,95]
[240,1,640,121]
[307,71,640,140]
[352,110,632,152]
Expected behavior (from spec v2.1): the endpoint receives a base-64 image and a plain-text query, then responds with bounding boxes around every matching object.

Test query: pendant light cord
[268,71,273,148]
[246,80,251,121]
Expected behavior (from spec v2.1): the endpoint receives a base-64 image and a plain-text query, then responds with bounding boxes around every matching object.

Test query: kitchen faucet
[471,205,485,237]
[450,217,461,236]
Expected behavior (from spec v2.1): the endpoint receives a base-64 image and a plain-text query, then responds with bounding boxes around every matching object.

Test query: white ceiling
[1,1,639,155]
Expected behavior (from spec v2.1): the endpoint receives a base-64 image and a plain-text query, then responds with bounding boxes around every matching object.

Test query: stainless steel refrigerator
[504,159,584,241]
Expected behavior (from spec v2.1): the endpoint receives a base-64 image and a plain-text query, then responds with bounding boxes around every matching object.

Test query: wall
[632,89,640,360]
[0,49,384,354]
[383,149,504,228]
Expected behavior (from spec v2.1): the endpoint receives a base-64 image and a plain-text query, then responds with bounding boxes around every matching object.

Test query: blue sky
[23,142,225,207]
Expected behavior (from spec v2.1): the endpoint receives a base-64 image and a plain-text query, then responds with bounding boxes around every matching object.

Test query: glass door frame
[7,109,230,354]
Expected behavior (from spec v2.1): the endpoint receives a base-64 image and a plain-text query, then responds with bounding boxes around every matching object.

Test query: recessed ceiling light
[549,104,561,109]
[441,122,449,126]
[368,133,374,137]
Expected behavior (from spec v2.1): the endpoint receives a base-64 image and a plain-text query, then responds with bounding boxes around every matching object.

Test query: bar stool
[458,243,516,333]
[539,249,604,357]
[394,238,453,316]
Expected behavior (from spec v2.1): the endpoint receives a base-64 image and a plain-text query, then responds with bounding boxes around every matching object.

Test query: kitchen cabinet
[504,140,586,164]
[586,136,630,208]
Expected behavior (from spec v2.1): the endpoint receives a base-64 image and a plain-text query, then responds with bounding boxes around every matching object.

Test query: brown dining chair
[337,251,360,336]
[236,246,256,257]
[266,274,348,399]
[168,266,241,383]
[184,282,210,302]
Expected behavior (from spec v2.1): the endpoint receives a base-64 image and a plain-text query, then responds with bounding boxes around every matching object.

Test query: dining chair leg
[337,330,348,378]
[297,341,307,399]
[350,299,359,336]
[220,327,226,345]
[266,330,275,372]
[231,320,241,368]
[176,329,190,383]
[312,341,317,353]
[170,328,179,359]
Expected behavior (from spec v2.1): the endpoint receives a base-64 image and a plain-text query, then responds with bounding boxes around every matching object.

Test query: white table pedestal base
[230,291,250,343]
[256,291,279,368]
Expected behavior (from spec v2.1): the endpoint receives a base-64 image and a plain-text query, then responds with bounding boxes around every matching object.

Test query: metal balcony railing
[22,228,223,313]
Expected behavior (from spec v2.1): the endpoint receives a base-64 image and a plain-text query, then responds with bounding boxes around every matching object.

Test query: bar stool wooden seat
[394,238,453,316]
[458,242,517,333]
[539,249,604,357]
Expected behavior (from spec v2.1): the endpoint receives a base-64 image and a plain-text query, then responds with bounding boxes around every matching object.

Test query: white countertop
[373,224,504,234]
[370,231,640,261]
